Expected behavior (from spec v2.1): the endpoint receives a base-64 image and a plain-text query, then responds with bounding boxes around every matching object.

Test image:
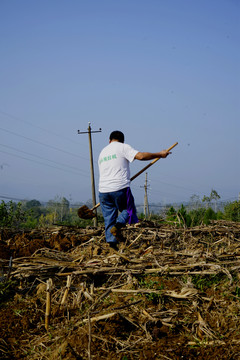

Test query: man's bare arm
[134,150,170,161]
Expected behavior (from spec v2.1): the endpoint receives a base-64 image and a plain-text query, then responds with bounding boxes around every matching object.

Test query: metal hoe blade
[78,205,96,219]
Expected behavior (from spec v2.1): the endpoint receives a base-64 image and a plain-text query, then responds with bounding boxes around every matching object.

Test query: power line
[149,177,204,194]
[0,110,82,147]
[0,194,27,202]
[0,143,89,175]
[0,126,89,161]
[0,149,89,176]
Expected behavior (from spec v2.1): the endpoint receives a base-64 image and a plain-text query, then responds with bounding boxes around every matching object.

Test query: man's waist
[99,180,130,193]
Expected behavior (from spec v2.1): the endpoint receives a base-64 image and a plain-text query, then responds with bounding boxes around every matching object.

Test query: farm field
[1,220,240,359]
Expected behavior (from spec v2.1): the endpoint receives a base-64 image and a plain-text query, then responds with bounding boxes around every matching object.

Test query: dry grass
[1,220,240,359]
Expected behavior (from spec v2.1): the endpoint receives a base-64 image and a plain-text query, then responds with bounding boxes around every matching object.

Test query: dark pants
[99,188,130,243]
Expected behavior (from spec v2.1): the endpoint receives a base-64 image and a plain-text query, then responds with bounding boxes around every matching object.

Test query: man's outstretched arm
[134,150,170,161]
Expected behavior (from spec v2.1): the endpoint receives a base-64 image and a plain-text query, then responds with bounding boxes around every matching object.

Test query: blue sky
[0,0,239,205]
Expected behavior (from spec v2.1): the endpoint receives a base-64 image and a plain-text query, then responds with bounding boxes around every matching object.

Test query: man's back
[98,141,138,193]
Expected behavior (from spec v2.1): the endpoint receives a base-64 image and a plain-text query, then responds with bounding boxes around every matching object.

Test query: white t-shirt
[98,141,139,193]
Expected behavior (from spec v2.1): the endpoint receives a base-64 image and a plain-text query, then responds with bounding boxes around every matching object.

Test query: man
[98,130,171,249]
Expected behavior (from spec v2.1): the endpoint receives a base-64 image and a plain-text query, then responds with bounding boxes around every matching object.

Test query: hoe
[78,142,178,219]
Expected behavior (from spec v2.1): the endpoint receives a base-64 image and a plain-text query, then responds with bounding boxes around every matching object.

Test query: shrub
[224,201,240,222]
[0,201,28,228]
[203,207,217,225]
[166,205,191,227]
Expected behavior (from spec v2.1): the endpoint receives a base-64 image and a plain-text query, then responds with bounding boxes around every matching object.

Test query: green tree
[177,204,192,227]
[46,196,70,223]
[23,199,43,219]
[224,201,240,222]
[188,208,206,226]
[189,194,201,210]
[166,206,176,225]
[202,189,220,211]
[166,205,191,227]
[24,199,41,208]
[59,197,70,221]
[203,207,217,225]
[0,201,28,228]
[210,189,221,212]
[202,195,211,209]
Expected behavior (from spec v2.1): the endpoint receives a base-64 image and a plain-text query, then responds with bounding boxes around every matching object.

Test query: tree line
[0,196,91,229]
[0,190,239,229]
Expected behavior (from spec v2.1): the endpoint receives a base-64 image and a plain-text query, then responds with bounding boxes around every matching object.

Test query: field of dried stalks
[1,220,240,359]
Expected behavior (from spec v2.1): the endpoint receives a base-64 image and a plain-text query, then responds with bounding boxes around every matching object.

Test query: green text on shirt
[99,154,117,165]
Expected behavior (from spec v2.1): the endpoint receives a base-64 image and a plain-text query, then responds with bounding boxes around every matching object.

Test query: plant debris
[1,220,240,359]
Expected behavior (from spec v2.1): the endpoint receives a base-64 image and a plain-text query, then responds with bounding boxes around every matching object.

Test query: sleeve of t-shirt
[123,144,139,163]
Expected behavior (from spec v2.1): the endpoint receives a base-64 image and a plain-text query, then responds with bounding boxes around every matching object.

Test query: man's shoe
[110,225,119,237]
[110,222,123,240]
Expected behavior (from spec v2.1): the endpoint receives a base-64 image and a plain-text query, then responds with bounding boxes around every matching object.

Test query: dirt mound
[1,221,240,359]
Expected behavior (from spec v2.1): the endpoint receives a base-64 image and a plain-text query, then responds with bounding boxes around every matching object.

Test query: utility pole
[78,123,101,226]
[142,172,150,219]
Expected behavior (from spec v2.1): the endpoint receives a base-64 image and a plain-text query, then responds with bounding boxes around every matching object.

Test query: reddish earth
[1,221,240,359]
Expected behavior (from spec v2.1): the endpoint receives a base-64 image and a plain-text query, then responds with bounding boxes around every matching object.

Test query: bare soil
[1,220,240,359]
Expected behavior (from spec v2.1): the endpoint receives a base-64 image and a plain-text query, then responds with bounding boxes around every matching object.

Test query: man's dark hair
[109,131,124,143]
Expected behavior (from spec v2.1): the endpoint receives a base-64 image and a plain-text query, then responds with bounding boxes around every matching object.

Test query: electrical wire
[0,127,89,160]
[0,110,103,162]
[0,110,83,146]
[0,143,89,175]
[0,194,27,202]
[149,177,207,194]
[0,149,89,176]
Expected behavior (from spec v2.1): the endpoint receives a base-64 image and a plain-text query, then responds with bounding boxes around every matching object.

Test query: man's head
[109,130,124,143]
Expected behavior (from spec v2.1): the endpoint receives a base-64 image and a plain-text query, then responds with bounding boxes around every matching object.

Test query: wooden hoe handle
[130,142,178,181]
